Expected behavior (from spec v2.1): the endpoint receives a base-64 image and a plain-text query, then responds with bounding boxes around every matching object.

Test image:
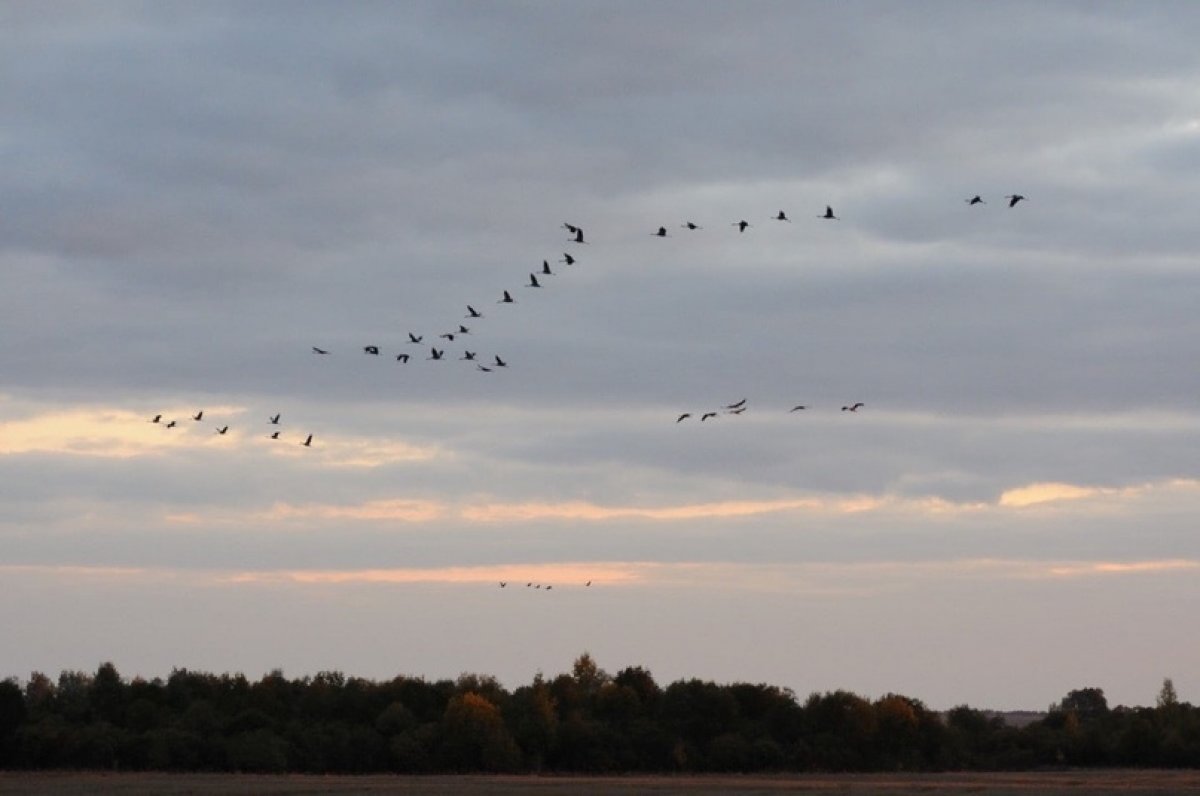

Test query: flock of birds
[498,580,593,590]
[149,410,313,447]
[674,399,866,423]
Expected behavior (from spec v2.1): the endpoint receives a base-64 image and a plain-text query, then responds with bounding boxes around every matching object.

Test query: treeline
[0,655,1197,772]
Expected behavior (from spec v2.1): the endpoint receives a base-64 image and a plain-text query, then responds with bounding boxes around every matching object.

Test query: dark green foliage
[1,659,1199,772]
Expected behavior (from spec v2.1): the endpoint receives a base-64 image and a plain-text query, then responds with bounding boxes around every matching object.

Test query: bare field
[1,771,1198,795]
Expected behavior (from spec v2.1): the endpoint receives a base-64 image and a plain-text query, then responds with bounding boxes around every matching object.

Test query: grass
[1,771,1199,795]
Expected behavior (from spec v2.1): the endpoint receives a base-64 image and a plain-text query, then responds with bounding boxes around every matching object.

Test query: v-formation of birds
[309,196,1021,368]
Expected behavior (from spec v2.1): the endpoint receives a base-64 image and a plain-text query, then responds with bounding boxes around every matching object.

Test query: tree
[1059,687,1108,722]
[438,692,520,771]
[1157,678,1179,710]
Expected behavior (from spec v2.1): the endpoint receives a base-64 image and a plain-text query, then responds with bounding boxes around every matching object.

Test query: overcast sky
[3,1,1200,710]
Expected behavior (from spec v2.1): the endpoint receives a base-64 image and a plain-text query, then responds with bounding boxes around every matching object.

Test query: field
[1,771,1198,795]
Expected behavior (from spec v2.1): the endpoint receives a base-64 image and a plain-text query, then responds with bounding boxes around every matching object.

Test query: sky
[3,1,1200,711]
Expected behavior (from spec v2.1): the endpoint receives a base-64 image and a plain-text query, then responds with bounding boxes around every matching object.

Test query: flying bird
[727,407,746,415]
[165,420,177,428]
[1006,194,1026,207]
[499,582,507,588]
[269,431,280,440]
[585,581,592,587]
[570,228,586,244]
[458,325,470,334]
[408,333,423,344]
[192,411,203,421]
[494,355,507,367]
[682,222,701,230]
[150,414,162,423]
[269,414,280,424]
[439,333,456,341]
[789,405,807,412]
[653,226,669,237]
[563,222,580,234]
[302,434,313,447]
[428,348,444,360]
[466,305,482,318]
[701,412,718,421]
[966,195,985,205]
[541,260,553,275]
[773,210,791,222]
[215,426,229,435]
[733,220,751,233]
[725,399,747,410]
[477,364,492,372]
[821,205,839,220]
[364,345,379,355]
[676,413,691,423]
[841,403,865,412]
[396,354,410,363]
[526,273,542,288]
[311,347,329,355]
[461,351,477,361]
[560,253,576,265]
[499,290,515,303]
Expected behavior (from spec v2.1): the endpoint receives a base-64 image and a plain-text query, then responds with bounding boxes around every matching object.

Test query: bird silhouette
[541,260,553,275]
[733,220,751,233]
[571,228,586,244]
[466,305,483,318]
[821,205,839,220]
[774,210,791,222]
[269,414,280,424]
[499,582,507,588]
[150,414,162,423]
[585,581,592,587]
[563,222,580,235]
[165,420,177,428]
[682,222,701,230]
[428,348,444,360]
[302,434,313,447]
[192,411,203,421]
[789,405,807,412]
[461,351,477,361]
[560,253,576,265]
[841,403,865,412]
[364,345,379,355]
[396,353,410,363]
[215,426,229,435]
[726,399,747,409]
[701,412,718,421]
[499,290,515,303]
[476,364,493,372]
[1006,194,1026,207]
[408,333,423,344]
[439,333,456,341]
[654,226,669,237]
[676,413,691,423]
[727,407,746,415]
[312,347,329,355]
[269,431,280,440]
[494,355,507,368]
[457,325,470,334]
[966,195,985,205]
[527,273,542,288]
